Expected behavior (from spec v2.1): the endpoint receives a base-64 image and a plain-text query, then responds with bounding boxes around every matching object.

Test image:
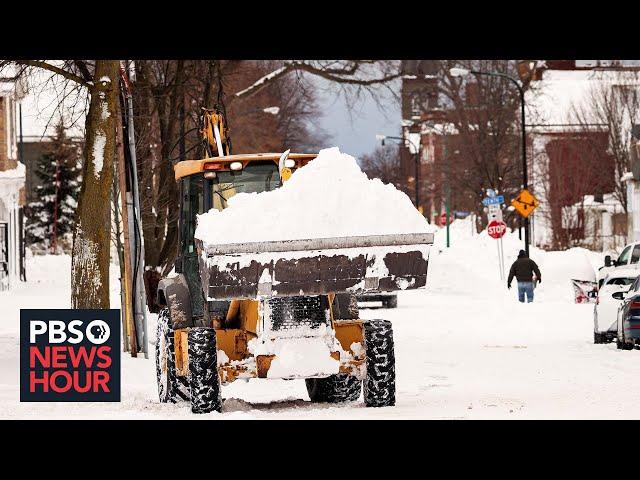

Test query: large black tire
[623,336,635,350]
[306,374,361,403]
[594,331,605,344]
[188,327,222,413]
[384,296,398,309]
[155,308,190,403]
[363,319,396,407]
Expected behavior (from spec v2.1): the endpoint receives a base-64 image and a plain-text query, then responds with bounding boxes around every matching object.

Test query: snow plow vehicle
[154,109,433,413]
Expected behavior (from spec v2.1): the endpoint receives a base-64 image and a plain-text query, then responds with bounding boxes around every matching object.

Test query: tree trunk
[71,60,120,309]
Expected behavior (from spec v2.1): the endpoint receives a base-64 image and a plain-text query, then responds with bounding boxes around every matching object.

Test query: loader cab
[174,153,316,318]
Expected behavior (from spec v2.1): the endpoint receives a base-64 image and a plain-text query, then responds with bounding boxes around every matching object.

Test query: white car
[594,269,639,344]
[597,242,640,287]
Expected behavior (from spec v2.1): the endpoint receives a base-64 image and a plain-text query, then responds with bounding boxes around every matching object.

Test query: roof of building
[526,69,640,129]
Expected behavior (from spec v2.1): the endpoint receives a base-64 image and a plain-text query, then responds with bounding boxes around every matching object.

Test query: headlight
[284,158,296,168]
[230,161,243,171]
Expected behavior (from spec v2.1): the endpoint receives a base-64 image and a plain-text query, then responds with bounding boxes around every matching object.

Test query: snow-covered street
[2,220,639,419]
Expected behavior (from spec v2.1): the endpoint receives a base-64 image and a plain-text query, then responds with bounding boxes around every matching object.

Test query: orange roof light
[204,162,224,171]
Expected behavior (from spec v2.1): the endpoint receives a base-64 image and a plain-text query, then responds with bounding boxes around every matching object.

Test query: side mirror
[605,255,612,267]
[612,291,626,300]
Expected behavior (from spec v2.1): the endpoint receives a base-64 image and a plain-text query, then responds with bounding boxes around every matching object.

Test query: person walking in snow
[507,250,542,303]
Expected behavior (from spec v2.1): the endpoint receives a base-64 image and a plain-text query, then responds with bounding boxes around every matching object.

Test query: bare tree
[571,70,640,213]
[1,60,119,308]
[437,61,526,211]
[360,145,404,189]
[534,133,615,249]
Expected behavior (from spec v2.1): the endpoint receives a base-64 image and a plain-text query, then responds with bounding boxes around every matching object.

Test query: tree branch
[73,60,93,83]
[232,61,400,102]
[15,60,94,90]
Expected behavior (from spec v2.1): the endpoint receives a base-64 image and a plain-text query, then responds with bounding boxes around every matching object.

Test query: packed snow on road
[4,216,640,419]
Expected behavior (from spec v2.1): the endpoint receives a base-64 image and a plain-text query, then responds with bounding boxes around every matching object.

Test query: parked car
[593,269,638,343]
[597,242,640,287]
[615,275,640,350]
[357,292,398,309]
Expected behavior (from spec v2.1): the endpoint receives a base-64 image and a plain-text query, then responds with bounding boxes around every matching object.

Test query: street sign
[439,212,454,226]
[487,205,503,222]
[511,189,539,218]
[487,220,507,239]
[482,195,504,206]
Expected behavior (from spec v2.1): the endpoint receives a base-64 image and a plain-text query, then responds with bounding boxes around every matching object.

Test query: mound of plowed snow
[195,147,433,245]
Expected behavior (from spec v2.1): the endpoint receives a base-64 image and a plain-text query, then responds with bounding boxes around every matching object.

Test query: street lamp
[449,66,530,256]
[376,134,421,209]
[239,106,281,116]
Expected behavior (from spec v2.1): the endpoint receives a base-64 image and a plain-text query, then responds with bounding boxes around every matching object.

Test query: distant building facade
[527,61,639,251]
[400,59,638,251]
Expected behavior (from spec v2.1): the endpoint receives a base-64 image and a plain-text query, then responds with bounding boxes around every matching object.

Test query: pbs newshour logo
[20,310,120,402]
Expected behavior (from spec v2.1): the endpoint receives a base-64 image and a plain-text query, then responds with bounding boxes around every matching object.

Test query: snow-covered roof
[526,69,640,128]
[567,193,625,214]
[0,161,25,179]
[18,69,87,140]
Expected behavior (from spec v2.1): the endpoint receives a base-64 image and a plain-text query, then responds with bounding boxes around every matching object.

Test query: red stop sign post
[439,212,454,226]
[487,219,507,280]
[487,220,507,239]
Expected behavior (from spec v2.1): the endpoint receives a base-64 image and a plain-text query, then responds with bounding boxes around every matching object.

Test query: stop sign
[439,212,454,226]
[487,220,507,239]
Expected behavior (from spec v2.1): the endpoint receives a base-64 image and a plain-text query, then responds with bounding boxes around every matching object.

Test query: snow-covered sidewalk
[2,222,639,419]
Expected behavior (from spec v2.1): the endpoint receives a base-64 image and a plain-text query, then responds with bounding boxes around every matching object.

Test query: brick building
[527,61,639,250]
[399,60,469,224]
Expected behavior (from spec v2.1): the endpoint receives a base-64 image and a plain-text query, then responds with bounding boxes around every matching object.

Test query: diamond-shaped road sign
[511,189,539,218]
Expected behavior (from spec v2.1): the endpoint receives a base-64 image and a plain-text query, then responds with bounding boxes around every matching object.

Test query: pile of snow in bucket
[195,147,434,245]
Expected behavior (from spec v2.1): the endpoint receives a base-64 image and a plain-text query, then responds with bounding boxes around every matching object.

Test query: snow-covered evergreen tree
[26,122,81,253]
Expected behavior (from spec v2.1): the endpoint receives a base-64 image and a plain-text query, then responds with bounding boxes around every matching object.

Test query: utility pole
[115,94,137,356]
[52,160,59,254]
[444,140,451,248]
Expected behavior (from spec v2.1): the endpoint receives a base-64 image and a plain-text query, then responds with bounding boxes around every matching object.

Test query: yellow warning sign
[511,189,539,218]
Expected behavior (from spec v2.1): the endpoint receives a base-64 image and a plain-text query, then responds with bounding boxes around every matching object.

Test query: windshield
[606,277,635,286]
[208,161,281,211]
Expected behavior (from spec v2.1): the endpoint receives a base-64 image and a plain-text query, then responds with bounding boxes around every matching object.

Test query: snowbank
[430,216,600,303]
[195,147,434,245]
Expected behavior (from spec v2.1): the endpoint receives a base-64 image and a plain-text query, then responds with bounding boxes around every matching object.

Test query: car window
[631,245,640,264]
[606,277,636,286]
[618,245,633,265]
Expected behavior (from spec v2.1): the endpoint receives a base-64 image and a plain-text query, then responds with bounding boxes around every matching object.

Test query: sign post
[484,190,507,281]
[487,219,507,280]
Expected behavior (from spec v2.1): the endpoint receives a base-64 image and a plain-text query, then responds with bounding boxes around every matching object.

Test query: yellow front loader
[155,109,433,413]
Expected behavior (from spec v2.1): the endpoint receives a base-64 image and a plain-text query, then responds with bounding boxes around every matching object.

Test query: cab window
[208,161,281,211]
[630,245,640,264]
[180,175,204,256]
[618,245,633,265]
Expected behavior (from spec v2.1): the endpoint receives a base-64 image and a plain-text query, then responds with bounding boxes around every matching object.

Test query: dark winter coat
[507,254,541,286]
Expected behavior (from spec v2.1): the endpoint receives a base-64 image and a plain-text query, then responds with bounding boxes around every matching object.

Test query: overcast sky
[313,79,401,159]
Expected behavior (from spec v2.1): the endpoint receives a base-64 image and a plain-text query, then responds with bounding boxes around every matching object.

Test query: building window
[411,94,423,117]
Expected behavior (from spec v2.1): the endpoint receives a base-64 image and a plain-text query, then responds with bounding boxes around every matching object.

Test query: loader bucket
[196,233,434,300]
